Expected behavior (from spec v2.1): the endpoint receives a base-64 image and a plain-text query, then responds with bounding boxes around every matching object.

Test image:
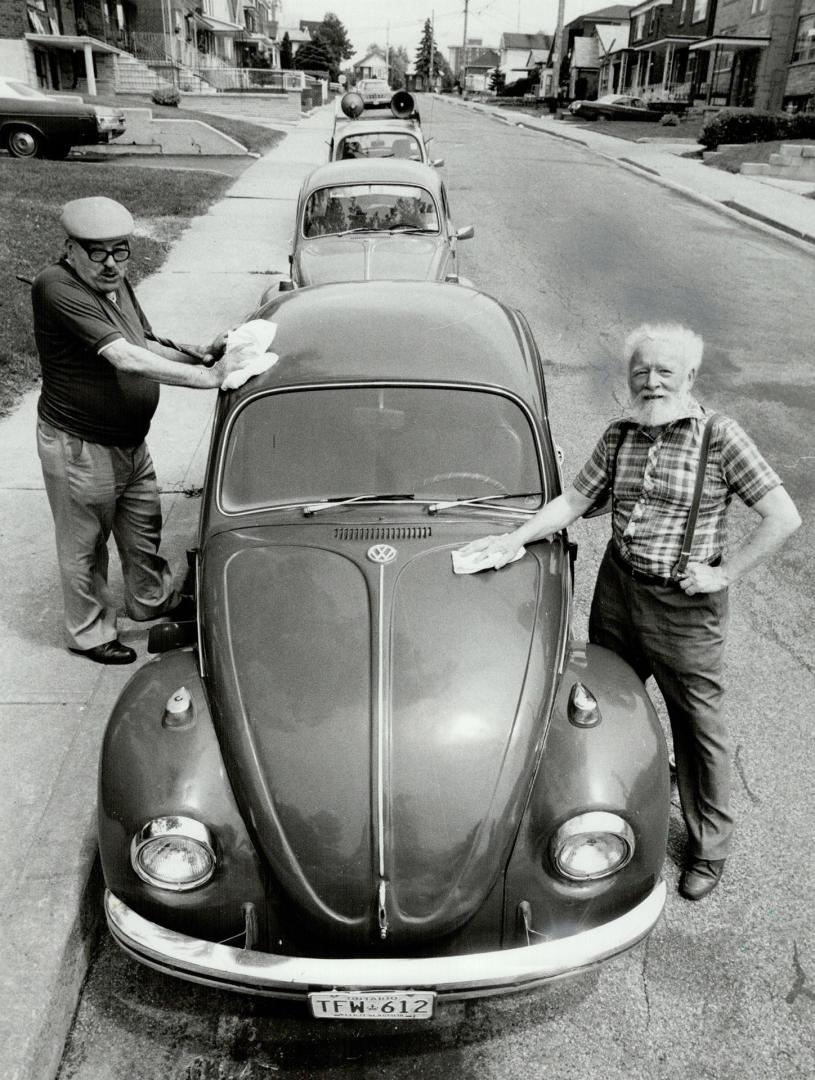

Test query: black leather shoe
[162,594,197,622]
[71,640,137,665]
[679,858,726,901]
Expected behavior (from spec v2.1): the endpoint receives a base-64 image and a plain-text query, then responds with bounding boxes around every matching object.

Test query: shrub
[660,112,679,126]
[501,76,534,97]
[699,108,815,149]
[151,86,181,107]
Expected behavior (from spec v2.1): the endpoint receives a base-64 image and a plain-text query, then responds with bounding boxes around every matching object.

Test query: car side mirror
[432,158,445,168]
[456,225,474,240]
[279,278,295,292]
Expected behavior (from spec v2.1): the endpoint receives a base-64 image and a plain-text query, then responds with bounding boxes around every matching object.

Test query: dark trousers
[589,543,733,861]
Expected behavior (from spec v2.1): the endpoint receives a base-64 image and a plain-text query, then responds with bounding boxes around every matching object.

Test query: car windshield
[339,133,423,161]
[220,386,543,513]
[303,184,439,236]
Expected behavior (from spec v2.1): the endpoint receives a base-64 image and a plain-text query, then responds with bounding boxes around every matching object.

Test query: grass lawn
[0,159,233,416]
[80,93,285,155]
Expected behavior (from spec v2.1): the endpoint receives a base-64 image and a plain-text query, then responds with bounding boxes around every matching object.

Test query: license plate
[309,990,436,1020]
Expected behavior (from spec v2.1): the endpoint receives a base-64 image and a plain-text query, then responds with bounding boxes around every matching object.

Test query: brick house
[0,0,124,93]
[687,0,800,108]
[556,5,633,96]
[785,0,815,106]
[625,0,718,103]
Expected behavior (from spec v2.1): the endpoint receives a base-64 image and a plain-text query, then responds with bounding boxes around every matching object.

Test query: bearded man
[461,323,800,901]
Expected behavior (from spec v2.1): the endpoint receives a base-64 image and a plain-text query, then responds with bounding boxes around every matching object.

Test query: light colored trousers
[37,419,176,651]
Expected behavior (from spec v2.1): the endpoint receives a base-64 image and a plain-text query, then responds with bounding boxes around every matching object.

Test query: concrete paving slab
[151,205,295,274]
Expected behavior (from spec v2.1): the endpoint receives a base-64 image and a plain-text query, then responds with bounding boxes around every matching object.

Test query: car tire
[6,127,44,158]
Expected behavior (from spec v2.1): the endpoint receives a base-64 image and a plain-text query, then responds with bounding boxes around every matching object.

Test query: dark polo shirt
[32,260,160,447]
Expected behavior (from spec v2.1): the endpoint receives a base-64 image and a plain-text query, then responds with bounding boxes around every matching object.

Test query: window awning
[199,15,243,33]
[688,36,771,52]
[24,33,122,54]
[238,32,275,46]
[634,36,702,52]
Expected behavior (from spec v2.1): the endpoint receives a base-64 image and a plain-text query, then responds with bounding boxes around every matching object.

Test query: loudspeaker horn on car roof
[390,91,415,119]
[340,92,364,118]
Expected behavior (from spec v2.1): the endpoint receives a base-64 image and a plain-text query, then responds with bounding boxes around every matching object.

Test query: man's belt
[610,543,720,589]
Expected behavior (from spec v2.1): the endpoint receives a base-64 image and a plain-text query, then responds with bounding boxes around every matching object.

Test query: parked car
[0,77,126,158]
[99,279,670,1016]
[329,117,442,168]
[567,94,663,122]
[355,78,392,107]
[282,159,473,288]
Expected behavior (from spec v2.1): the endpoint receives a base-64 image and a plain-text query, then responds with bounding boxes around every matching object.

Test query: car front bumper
[105,881,666,1001]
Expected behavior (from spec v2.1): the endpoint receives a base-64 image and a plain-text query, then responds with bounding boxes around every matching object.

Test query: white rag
[451,546,526,575]
[220,320,279,390]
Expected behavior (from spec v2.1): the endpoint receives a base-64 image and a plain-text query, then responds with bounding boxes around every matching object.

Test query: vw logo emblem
[367,544,397,564]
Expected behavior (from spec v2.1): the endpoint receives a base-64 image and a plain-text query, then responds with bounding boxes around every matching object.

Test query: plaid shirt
[573,401,781,577]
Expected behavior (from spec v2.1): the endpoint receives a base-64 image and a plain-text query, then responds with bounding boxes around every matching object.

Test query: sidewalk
[2,93,814,1080]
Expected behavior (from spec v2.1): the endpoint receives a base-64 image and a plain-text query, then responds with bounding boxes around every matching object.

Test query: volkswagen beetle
[282,160,473,289]
[99,281,670,1018]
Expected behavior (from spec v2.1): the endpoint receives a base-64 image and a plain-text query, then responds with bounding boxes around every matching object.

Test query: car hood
[203,524,566,949]
[295,234,448,285]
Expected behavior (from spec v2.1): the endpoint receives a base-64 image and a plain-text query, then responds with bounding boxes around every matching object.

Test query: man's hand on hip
[677,562,730,595]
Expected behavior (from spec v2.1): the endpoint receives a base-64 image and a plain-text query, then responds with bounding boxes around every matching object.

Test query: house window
[691,0,708,22]
[633,14,645,40]
[791,13,815,62]
[679,0,688,24]
[749,0,767,12]
[649,7,659,33]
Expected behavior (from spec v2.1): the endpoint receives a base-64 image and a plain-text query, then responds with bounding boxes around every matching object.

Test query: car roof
[337,118,422,138]
[303,158,443,194]
[237,282,544,405]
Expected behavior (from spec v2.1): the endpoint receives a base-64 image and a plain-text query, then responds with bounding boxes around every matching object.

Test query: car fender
[503,642,670,943]
[98,649,271,942]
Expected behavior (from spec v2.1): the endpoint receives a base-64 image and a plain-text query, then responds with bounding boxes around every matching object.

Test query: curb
[443,96,815,257]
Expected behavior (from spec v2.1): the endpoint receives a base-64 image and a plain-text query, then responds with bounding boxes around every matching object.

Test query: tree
[414,18,451,89]
[312,12,354,81]
[293,40,333,74]
[280,31,293,70]
[488,66,505,94]
[389,45,409,90]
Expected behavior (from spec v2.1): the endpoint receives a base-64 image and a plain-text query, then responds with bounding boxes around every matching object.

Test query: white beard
[628,393,693,427]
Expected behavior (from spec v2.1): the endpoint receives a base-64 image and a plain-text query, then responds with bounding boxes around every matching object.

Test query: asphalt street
[43,98,815,1079]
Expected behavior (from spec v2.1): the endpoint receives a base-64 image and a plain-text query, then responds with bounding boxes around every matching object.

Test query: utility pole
[461,0,469,82]
[552,0,566,99]
[385,21,390,83]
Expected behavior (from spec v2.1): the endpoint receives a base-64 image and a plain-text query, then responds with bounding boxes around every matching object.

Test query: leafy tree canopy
[294,40,333,73]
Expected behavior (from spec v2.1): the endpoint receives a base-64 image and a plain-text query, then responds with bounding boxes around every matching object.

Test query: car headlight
[131,817,216,891]
[551,812,634,881]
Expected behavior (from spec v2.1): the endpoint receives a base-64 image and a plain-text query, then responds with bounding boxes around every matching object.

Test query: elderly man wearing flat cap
[32,196,247,665]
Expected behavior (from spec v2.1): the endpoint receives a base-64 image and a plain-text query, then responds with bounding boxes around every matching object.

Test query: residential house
[499,31,552,85]
[1,0,125,93]
[557,6,632,96]
[279,23,310,59]
[686,0,801,109]
[786,0,815,107]
[462,47,500,90]
[625,0,718,103]
[352,49,389,80]
[235,1,281,69]
[597,21,633,93]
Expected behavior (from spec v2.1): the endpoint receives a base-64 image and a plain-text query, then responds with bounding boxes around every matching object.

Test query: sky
[282,0,619,58]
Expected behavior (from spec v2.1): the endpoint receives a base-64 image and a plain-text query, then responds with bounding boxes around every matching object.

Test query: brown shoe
[71,639,137,665]
[679,858,726,901]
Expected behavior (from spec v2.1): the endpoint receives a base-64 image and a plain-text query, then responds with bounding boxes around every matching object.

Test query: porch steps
[740,143,815,181]
[114,54,174,95]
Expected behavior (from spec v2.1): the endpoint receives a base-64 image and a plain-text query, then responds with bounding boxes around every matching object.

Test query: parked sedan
[355,78,392,107]
[284,159,473,288]
[567,94,663,122]
[0,77,125,158]
[330,117,442,168]
[99,280,670,1015]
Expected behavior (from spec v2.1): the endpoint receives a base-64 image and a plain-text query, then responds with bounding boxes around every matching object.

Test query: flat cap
[60,196,134,240]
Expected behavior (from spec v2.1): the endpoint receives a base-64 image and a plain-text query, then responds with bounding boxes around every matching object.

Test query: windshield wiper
[387,224,436,233]
[332,227,376,237]
[303,493,415,515]
[428,491,544,514]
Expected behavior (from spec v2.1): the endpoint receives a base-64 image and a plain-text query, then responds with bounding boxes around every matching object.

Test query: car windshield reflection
[339,134,423,160]
[220,387,543,513]
[303,184,439,236]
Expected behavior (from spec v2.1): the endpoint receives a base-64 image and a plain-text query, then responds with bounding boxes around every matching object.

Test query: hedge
[700,108,815,149]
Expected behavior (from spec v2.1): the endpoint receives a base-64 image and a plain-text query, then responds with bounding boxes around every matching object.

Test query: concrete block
[800,146,815,158]
[768,153,788,166]
[779,144,803,157]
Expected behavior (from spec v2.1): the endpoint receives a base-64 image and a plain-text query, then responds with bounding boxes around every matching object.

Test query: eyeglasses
[74,239,131,263]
